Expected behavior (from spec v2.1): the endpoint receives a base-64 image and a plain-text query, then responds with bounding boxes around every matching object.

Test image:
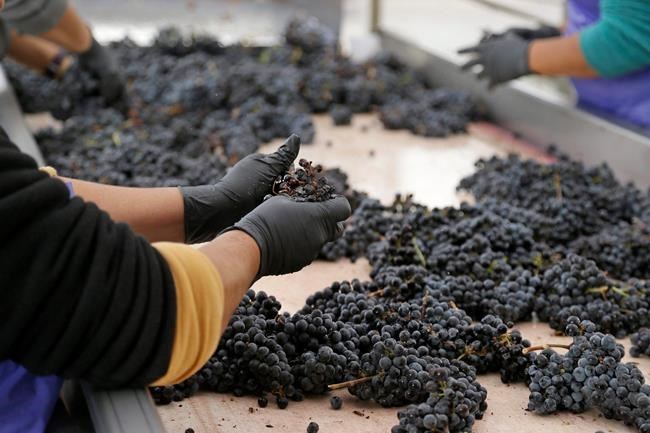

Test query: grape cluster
[37,116,228,187]
[535,255,649,337]
[570,221,650,280]
[323,152,649,338]
[328,104,353,126]
[392,358,487,433]
[458,153,642,241]
[149,281,534,431]
[320,167,368,213]
[379,92,475,137]
[321,194,427,262]
[284,16,337,52]
[526,318,649,433]
[149,263,647,431]
[348,337,437,407]
[459,315,532,383]
[631,328,650,358]
[272,158,335,202]
[149,375,200,405]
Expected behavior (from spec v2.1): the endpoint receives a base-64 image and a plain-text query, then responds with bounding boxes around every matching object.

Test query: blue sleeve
[580,0,650,77]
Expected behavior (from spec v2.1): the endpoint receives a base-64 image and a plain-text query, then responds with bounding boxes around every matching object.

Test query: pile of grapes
[4,17,480,187]
[152,153,650,433]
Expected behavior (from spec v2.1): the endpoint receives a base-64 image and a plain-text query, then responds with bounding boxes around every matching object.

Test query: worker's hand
[231,195,351,277]
[458,33,531,89]
[181,135,301,243]
[484,25,561,42]
[78,37,129,112]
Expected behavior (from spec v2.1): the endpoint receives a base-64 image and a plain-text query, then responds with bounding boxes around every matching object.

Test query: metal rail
[81,384,166,433]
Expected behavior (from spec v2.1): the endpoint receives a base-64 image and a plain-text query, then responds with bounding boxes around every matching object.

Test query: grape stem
[553,173,563,199]
[328,374,380,390]
[586,285,629,299]
[412,237,427,267]
[522,343,571,354]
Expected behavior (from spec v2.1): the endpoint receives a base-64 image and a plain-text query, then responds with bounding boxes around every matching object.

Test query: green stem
[328,374,380,390]
[522,343,571,354]
[412,237,427,267]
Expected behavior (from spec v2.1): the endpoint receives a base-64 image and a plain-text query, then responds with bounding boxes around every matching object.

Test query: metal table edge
[81,384,165,433]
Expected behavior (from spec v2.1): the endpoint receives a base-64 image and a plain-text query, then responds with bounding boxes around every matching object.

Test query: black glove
[458,33,531,89]
[232,195,351,277]
[78,36,129,112]
[182,134,301,243]
[487,25,561,42]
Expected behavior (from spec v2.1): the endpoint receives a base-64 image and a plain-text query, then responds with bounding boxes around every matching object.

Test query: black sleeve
[0,130,176,388]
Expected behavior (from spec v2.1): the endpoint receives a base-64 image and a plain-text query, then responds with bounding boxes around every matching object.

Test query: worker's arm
[0,129,349,387]
[61,134,301,244]
[148,233,259,385]
[528,34,598,77]
[474,25,595,77]
[458,33,597,88]
[0,130,244,387]
[459,0,650,87]
[60,178,186,243]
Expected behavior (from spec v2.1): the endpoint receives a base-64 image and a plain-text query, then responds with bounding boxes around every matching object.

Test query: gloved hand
[458,33,531,89]
[182,134,301,243]
[486,25,561,42]
[231,195,351,277]
[78,36,129,112]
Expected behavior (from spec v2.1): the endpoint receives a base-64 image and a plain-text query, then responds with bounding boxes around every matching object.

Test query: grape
[631,328,650,358]
[329,104,353,126]
[330,396,343,409]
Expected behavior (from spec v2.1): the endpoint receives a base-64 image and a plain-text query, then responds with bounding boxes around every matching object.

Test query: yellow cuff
[39,166,58,177]
[152,243,225,385]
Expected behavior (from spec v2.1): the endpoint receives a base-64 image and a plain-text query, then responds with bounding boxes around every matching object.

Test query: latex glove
[458,33,531,89]
[78,36,129,112]
[231,195,351,277]
[182,134,301,243]
[486,25,561,42]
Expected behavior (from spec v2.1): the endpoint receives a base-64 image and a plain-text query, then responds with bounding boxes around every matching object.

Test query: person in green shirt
[458,0,650,129]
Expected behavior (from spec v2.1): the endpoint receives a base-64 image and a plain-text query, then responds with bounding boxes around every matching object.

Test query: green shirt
[580,0,650,77]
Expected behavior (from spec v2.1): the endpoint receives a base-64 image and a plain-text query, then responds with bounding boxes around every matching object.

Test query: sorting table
[158,114,649,433]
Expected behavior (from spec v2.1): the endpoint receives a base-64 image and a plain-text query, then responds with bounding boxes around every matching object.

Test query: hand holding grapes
[231,195,351,278]
[181,134,301,243]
